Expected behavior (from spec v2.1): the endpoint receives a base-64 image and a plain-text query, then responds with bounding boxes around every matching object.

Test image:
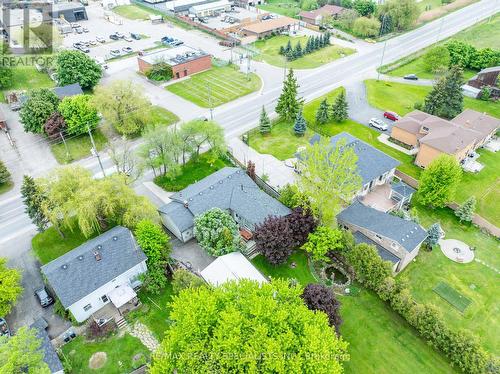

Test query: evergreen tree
[305,37,312,54]
[279,45,285,55]
[259,106,272,134]
[426,223,442,247]
[276,69,303,121]
[315,98,330,125]
[0,161,10,185]
[294,109,307,136]
[323,32,331,47]
[20,175,49,232]
[285,40,292,54]
[423,66,464,119]
[314,36,321,49]
[455,196,476,222]
[294,41,303,58]
[331,91,349,122]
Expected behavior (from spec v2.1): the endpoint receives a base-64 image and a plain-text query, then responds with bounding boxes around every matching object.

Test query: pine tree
[455,196,476,222]
[285,40,292,54]
[305,37,312,54]
[276,68,303,121]
[259,106,271,134]
[294,41,303,58]
[0,161,10,185]
[314,36,320,49]
[20,175,49,232]
[423,66,464,119]
[294,109,307,136]
[426,223,441,247]
[315,98,330,125]
[279,45,285,55]
[331,91,349,122]
[324,31,331,46]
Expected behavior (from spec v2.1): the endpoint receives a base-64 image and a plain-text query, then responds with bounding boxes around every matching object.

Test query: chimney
[183,200,189,208]
[94,251,102,261]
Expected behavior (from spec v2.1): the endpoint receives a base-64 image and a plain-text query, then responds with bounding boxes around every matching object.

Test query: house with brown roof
[299,4,345,26]
[391,109,500,168]
[467,66,500,99]
[240,16,299,38]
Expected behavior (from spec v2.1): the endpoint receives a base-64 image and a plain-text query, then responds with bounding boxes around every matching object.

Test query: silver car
[369,118,388,131]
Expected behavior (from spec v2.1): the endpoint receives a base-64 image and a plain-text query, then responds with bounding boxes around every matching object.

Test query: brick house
[137,46,211,80]
[390,109,499,168]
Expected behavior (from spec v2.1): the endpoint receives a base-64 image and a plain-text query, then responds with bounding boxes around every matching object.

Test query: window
[101,295,108,303]
[422,126,429,132]
[83,304,92,312]
[375,234,382,241]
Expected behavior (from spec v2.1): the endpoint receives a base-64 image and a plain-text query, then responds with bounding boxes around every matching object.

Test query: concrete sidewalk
[228,137,297,190]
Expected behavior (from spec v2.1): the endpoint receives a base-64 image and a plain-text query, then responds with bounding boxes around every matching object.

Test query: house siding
[67,261,147,322]
[138,54,212,79]
[391,127,418,147]
[415,140,475,168]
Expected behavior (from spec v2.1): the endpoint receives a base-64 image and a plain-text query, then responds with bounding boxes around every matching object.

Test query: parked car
[109,34,120,40]
[123,36,132,42]
[122,46,133,54]
[72,42,82,49]
[83,27,89,33]
[34,287,54,307]
[130,33,141,40]
[383,111,400,121]
[115,32,125,38]
[75,27,83,34]
[78,45,90,53]
[161,36,173,42]
[170,39,183,46]
[369,118,388,131]
[88,39,98,46]
[110,49,121,57]
[96,36,106,43]
[71,23,81,29]
[0,318,10,337]
[404,74,418,80]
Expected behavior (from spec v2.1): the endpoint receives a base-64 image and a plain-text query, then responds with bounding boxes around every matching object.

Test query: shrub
[145,62,173,81]
[58,94,99,136]
[302,226,344,261]
[44,112,66,140]
[171,269,206,294]
[352,17,381,38]
[254,215,295,265]
[302,283,343,334]
[19,89,60,133]
[0,161,11,185]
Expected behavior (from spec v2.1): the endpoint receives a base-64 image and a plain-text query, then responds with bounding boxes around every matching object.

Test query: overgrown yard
[252,251,456,373]
[166,65,261,107]
[155,151,233,192]
[1,66,54,102]
[406,200,500,353]
[50,128,107,164]
[248,87,421,178]
[60,333,150,373]
[364,80,500,118]
[253,35,355,69]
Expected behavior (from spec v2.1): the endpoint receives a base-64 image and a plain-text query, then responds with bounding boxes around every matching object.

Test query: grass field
[113,4,160,20]
[433,281,472,313]
[1,66,54,102]
[252,251,456,373]
[166,65,261,108]
[385,14,500,78]
[60,334,149,374]
[364,80,500,118]
[406,201,500,353]
[154,151,232,192]
[248,87,421,178]
[257,0,301,18]
[50,128,107,164]
[0,181,13,195]
[253,35,356,69]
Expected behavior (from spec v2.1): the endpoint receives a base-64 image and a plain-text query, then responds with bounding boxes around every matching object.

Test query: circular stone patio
[439,239,474,263]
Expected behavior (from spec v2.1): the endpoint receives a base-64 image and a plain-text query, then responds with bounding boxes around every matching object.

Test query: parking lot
[200,6,262,30]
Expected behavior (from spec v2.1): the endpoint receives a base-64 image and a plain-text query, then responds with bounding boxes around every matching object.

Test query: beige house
[391,109,499,168]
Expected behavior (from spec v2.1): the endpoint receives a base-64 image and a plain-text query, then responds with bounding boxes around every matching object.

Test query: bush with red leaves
[302,283,342,335]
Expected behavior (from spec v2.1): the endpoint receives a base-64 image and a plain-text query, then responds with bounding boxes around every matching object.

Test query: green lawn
[127,284,174,340]
[154,151,233,192]
[0,181,13,195]
[253,35,355,69]
[257,0,301,18]
[10,66,54,90]
[112,4,160,20]
[433,281,472,313]
[364,79,500,118]
[249,87,421,178]
[385,14,500,78]
[148,105,179,127]
[50,128,107,164]
[60,334,149,373]
[166,65,261,108]
[253,251,456,373]
[406,200,500,353]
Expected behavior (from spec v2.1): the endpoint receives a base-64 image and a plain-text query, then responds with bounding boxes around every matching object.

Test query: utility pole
[87,124,105,178]
[59,132,70,161]
[377,40,387,81]
[207,83,213,120]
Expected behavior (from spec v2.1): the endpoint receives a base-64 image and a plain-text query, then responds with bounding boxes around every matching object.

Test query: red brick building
[137,46,212,80]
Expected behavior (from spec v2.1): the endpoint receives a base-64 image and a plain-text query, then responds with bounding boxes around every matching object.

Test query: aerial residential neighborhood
[0,0,498,372]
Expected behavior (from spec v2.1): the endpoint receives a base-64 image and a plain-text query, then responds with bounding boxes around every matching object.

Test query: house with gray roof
[300,132,415,212]
[30,318,64,374]
[41,226,147,323]
[53,83,84,100]
[338,201,427,273]
[158,167,291,242]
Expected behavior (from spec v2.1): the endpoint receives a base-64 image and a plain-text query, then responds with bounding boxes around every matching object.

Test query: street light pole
[87,124,105,177]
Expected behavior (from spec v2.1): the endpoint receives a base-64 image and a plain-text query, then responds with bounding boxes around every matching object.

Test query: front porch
[92,285,142,327]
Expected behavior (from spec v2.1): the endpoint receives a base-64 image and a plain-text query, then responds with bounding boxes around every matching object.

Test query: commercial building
[49,2,88,22]
[240,16,299,38]
[189,0,233,17]
[137,45,211,79]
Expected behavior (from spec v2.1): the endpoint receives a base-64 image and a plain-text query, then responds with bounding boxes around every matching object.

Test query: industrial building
[189,0,233,17]
[49,2,88,22]
[137,45,211,79]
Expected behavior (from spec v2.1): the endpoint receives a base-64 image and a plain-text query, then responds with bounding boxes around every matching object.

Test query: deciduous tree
[21,175,49,232]
[0,326,50,374]
[150,279,349,374]
[0,66,13,89]
[378,0,419,31]
[19,89,60,133]
[288,207,318,248]
[302,283,343,334]
[171,269,206,295]
[43,112,66,140]
[353,0,376,16]
[276,68,303,121]
[418,154,462,208]
[331,91,349,122]
[108,137,142,183]
[302,225,344,261]
[455,196,476,222]
[259,106,272,134]
[55,50,102,89]
[422,45,450,74]
[254,215,295,265]
[58,94,99,136]
[179,120,226,158]
[194,208,243,256]
[297,137,362,225]
[423,66,464,119]
[352,16,381,37]
[0,258,22,317]
[92,80,151,136]
[345,243,392,291]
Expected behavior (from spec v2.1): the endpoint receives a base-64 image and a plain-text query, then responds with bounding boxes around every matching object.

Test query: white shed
[200,252,268,286]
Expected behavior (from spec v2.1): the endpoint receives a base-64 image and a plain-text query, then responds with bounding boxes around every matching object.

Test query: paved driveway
[4,235,70,339]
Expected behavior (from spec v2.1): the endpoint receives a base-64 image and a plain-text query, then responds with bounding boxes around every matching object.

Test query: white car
[122,46,133,54]
[123,36,132,42]
[369,118,388,131]
[88,40,97,46]
[110,49,121,57]
[96,36,106,43]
